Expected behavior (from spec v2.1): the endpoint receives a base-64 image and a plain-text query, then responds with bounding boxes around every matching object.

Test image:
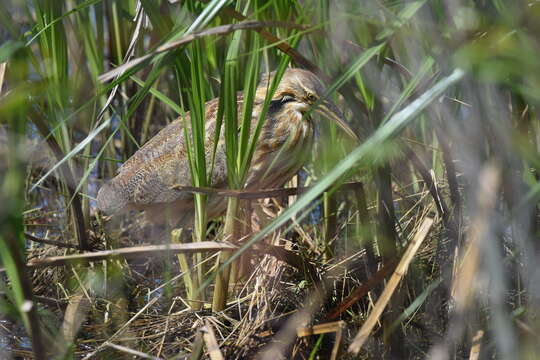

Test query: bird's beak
[316,100,358,141]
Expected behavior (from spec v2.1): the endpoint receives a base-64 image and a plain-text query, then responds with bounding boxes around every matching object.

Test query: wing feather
[97,97,231,213]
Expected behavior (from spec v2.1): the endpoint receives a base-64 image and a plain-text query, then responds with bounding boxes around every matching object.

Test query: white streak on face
[291,102,309,113]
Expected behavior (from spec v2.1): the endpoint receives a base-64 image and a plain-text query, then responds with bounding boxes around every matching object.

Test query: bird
[97,68,357,226]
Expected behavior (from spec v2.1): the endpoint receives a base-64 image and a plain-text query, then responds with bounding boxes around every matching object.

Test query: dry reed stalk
[451,164,500,312]
[98,21,304,82]
[235,200,253,280]
[296,320,345,337]
[202,319,225,360]
[171,229,198,309]
[24,232,81,249]
[296,321,345,360]
[156,299,177,357]
[427,163,501,359]
[326,259,398,320]
[189,329,205,360]
[26,242,237,268]
[348,214,435,354]
[62,290,91,343]
[0,62,6,94]
[469,329,484,360]
[170,181,364,199]
[212,198,239,312]
[104,342,161,360]
[332,322,344,360]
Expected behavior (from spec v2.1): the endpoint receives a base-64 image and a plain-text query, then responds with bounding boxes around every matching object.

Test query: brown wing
[97,97,228,214]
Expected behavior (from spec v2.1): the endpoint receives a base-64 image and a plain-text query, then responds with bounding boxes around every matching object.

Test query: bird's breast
[247,111,314,189]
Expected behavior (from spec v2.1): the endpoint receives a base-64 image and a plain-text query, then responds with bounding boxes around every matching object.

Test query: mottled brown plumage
[97,68,356,225]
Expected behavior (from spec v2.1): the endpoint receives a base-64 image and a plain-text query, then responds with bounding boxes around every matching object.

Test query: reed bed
[1,0,540,359]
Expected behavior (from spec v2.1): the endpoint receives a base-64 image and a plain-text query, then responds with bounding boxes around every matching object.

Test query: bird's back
[97,98,226,215]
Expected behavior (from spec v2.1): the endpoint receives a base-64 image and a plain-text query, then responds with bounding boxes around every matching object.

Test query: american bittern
[97,68,356,225]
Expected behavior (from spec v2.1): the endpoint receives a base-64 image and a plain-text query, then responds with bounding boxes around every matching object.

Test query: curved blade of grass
[200,67,466,292]
[99,21,303,83]
[212,9,268,309]
[25,0,104,46]
[381,57,435,124]
[386,277,443,335]
[186,0,230,33]
[97,0,231,107]
[94,2,146,123]
[29,117,110,192]
[237,34,261,172]
[320,43,386,101]
[376,0,428,41]
[29,2,145,193]
[130,75,183,115]
[239,43,295,178]
[222,24,242,186]
[31,5,157,197]
[66,126,119,207]
[82,5,288,215]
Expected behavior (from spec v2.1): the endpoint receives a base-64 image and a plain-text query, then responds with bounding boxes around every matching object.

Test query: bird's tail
[97,181,129,215]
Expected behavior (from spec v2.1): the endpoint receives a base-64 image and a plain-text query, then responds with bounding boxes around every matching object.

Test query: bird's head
[258,68,358,140]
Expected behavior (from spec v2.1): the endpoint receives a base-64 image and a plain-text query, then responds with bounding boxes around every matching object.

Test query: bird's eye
[281,94,296,103]
[307,93,317,102]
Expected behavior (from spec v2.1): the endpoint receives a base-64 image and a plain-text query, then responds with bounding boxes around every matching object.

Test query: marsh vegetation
[1,0,540,359]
